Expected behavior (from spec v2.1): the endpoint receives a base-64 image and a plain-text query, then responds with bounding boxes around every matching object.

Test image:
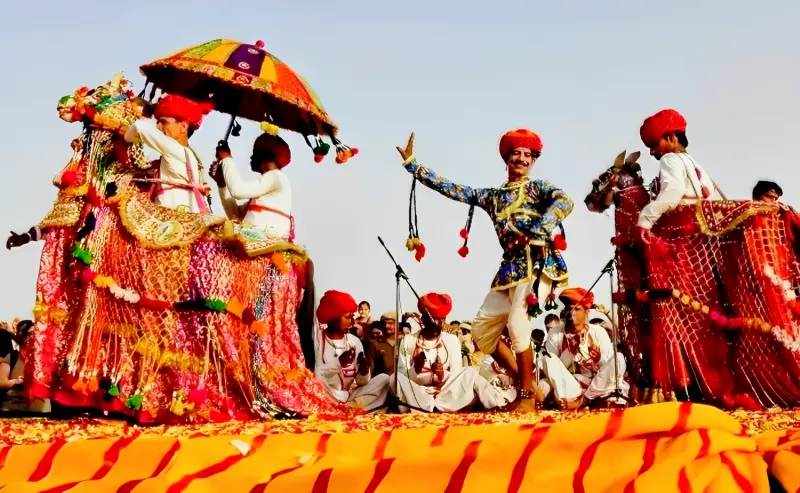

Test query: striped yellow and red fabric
[0,403,798,492]
[140,39,334,132]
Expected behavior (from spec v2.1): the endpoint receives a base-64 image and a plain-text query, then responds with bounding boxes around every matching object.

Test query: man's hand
[589,344,601,362]
[638,227,652,245]
[431,357,445,385]
[413,350,427,374]
[356,351,369,375]
[209,161,226,188]
[566,334,580,355]
[396,133,415,161]
[339,348,356,368]
[6,231,30,250]
[216,140,232,161]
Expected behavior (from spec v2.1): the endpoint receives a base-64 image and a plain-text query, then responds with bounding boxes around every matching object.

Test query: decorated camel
[14,75,346,423]
[586,151,800,409]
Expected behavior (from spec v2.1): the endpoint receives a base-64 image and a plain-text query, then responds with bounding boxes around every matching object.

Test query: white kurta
[392,332,514,412]
[542,324,628,402]
[124,119,207,213]
[638,152,721,229]
[472,276,552,354]
[217,157,292,238]
[314,333,389,410]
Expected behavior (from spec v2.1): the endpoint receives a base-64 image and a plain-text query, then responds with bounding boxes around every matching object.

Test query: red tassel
[458,245,469,257]
[242,307,256,326]
[414,243,426,262]
[553,234,567,251]
[525,293,538,306]
[81,268,97,284]
[138,297,171,310]
[459,228,468,239]
[61,171,78,186]
[313,154,324,163]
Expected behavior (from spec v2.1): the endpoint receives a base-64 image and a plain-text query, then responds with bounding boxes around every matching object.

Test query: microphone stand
[370,237,429,413]
[576,257,635,407]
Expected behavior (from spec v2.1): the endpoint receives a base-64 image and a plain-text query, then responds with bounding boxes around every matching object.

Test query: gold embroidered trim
[695,200,779,237]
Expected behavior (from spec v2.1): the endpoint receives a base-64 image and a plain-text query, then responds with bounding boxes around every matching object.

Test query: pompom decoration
[414,242,426,262]
[553,234,567,251]
[458,245,469,257]
[526,293,539,307]
[459,228,468,239]
[61,171,79,186]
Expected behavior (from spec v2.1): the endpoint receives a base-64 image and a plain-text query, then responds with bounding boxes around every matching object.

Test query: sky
[1,0,799,324]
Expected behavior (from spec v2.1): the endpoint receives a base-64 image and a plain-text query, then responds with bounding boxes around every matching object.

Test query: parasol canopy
[140,39,355,163]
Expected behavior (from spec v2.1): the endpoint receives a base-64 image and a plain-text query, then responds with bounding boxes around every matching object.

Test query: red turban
[499,129,543,160]
[154,95,213,130]
[559,287,594,309]
[639,109,687,148]
[316,290,358,325]
[418,293,453,319]
[254,134,291,169]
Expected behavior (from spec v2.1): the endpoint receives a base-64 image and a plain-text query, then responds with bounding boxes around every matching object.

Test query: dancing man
[637,109,721,243]
[212,134,293,239]
[541,287,628,409]
[393,293,515,412]
[124,94,213,213]
[396,130,573,411]
[314,290,390,410]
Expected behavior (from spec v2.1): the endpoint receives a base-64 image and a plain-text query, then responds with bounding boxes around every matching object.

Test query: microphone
[531,328,549,357]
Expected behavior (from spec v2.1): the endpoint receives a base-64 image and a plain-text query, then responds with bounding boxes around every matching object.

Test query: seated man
[392,293,515,412]
[124,94,213,213]
[314,290,390,410]
[541,287,629,409]
[212,135,293,239]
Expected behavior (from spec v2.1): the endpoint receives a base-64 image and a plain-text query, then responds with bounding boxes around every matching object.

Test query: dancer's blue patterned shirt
[404,157,573,291]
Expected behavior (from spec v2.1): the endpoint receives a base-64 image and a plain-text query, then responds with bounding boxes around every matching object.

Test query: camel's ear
[625,151,641,165]
[613,151,626,168]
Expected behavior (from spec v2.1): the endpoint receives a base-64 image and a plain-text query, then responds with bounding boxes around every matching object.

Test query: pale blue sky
[1,1,799,323]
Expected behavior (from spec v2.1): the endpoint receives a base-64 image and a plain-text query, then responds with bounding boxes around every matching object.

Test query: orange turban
[639,109,687,148]
[154,95,213,130]
[316,290,358,325]
[254,134,291,169]
[499,129,543,160]
[559,287,594,309]
[418,293,453,320]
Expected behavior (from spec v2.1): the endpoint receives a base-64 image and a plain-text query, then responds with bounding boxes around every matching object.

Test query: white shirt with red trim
[397,331,462,391]
[314,333,369,402]
[638,152,721,229]
[124,119,206,213]
[217,157,291,237]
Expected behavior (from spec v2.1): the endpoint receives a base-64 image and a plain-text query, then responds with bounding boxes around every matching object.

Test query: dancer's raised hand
[396,132,415,161]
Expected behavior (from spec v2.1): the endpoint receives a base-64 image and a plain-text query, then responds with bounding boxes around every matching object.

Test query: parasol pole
[224,114,237,142]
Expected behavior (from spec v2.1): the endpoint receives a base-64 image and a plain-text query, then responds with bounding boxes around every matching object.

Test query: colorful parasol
[140,39,355,163]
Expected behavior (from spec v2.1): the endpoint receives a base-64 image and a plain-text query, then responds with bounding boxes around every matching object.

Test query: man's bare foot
[561,395,586,411]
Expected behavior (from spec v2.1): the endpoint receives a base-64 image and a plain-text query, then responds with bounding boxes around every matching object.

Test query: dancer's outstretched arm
[396,133,489,207]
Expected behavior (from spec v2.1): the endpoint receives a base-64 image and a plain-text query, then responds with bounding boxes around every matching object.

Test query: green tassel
[204,299,227,312]
[125,393,143,410]
[108,383,120,397]
[71,243,93,265]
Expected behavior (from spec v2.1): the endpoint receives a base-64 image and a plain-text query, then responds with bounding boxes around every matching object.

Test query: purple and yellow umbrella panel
[140,39,355,163]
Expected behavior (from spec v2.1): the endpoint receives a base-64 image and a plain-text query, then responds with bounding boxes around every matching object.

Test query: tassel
[108,383,120,397]
[242,307,256,326]
[408,178,425,261]
[553,224,567,250]
[458,205,476,258]
[125,393,144,410]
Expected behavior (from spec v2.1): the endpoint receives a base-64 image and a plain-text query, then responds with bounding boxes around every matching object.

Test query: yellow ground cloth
[0,403,799,492]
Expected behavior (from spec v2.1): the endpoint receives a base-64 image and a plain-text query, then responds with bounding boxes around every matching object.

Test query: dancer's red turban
[639,109,687,148]
[154,95,213,130]
[418,293,453,319]
[559,287,594,309]
[499,129,543,160]
[254,134,291,168]
[317,291,358,325]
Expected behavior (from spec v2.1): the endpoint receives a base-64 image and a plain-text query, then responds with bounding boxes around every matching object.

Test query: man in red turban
[212,132,295,240]
[314,291,390,410]
[396,129,573,413]
[124,94,213,213]
[636,109,721,244]
[537,287,629,409]
[392,293,515,412]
